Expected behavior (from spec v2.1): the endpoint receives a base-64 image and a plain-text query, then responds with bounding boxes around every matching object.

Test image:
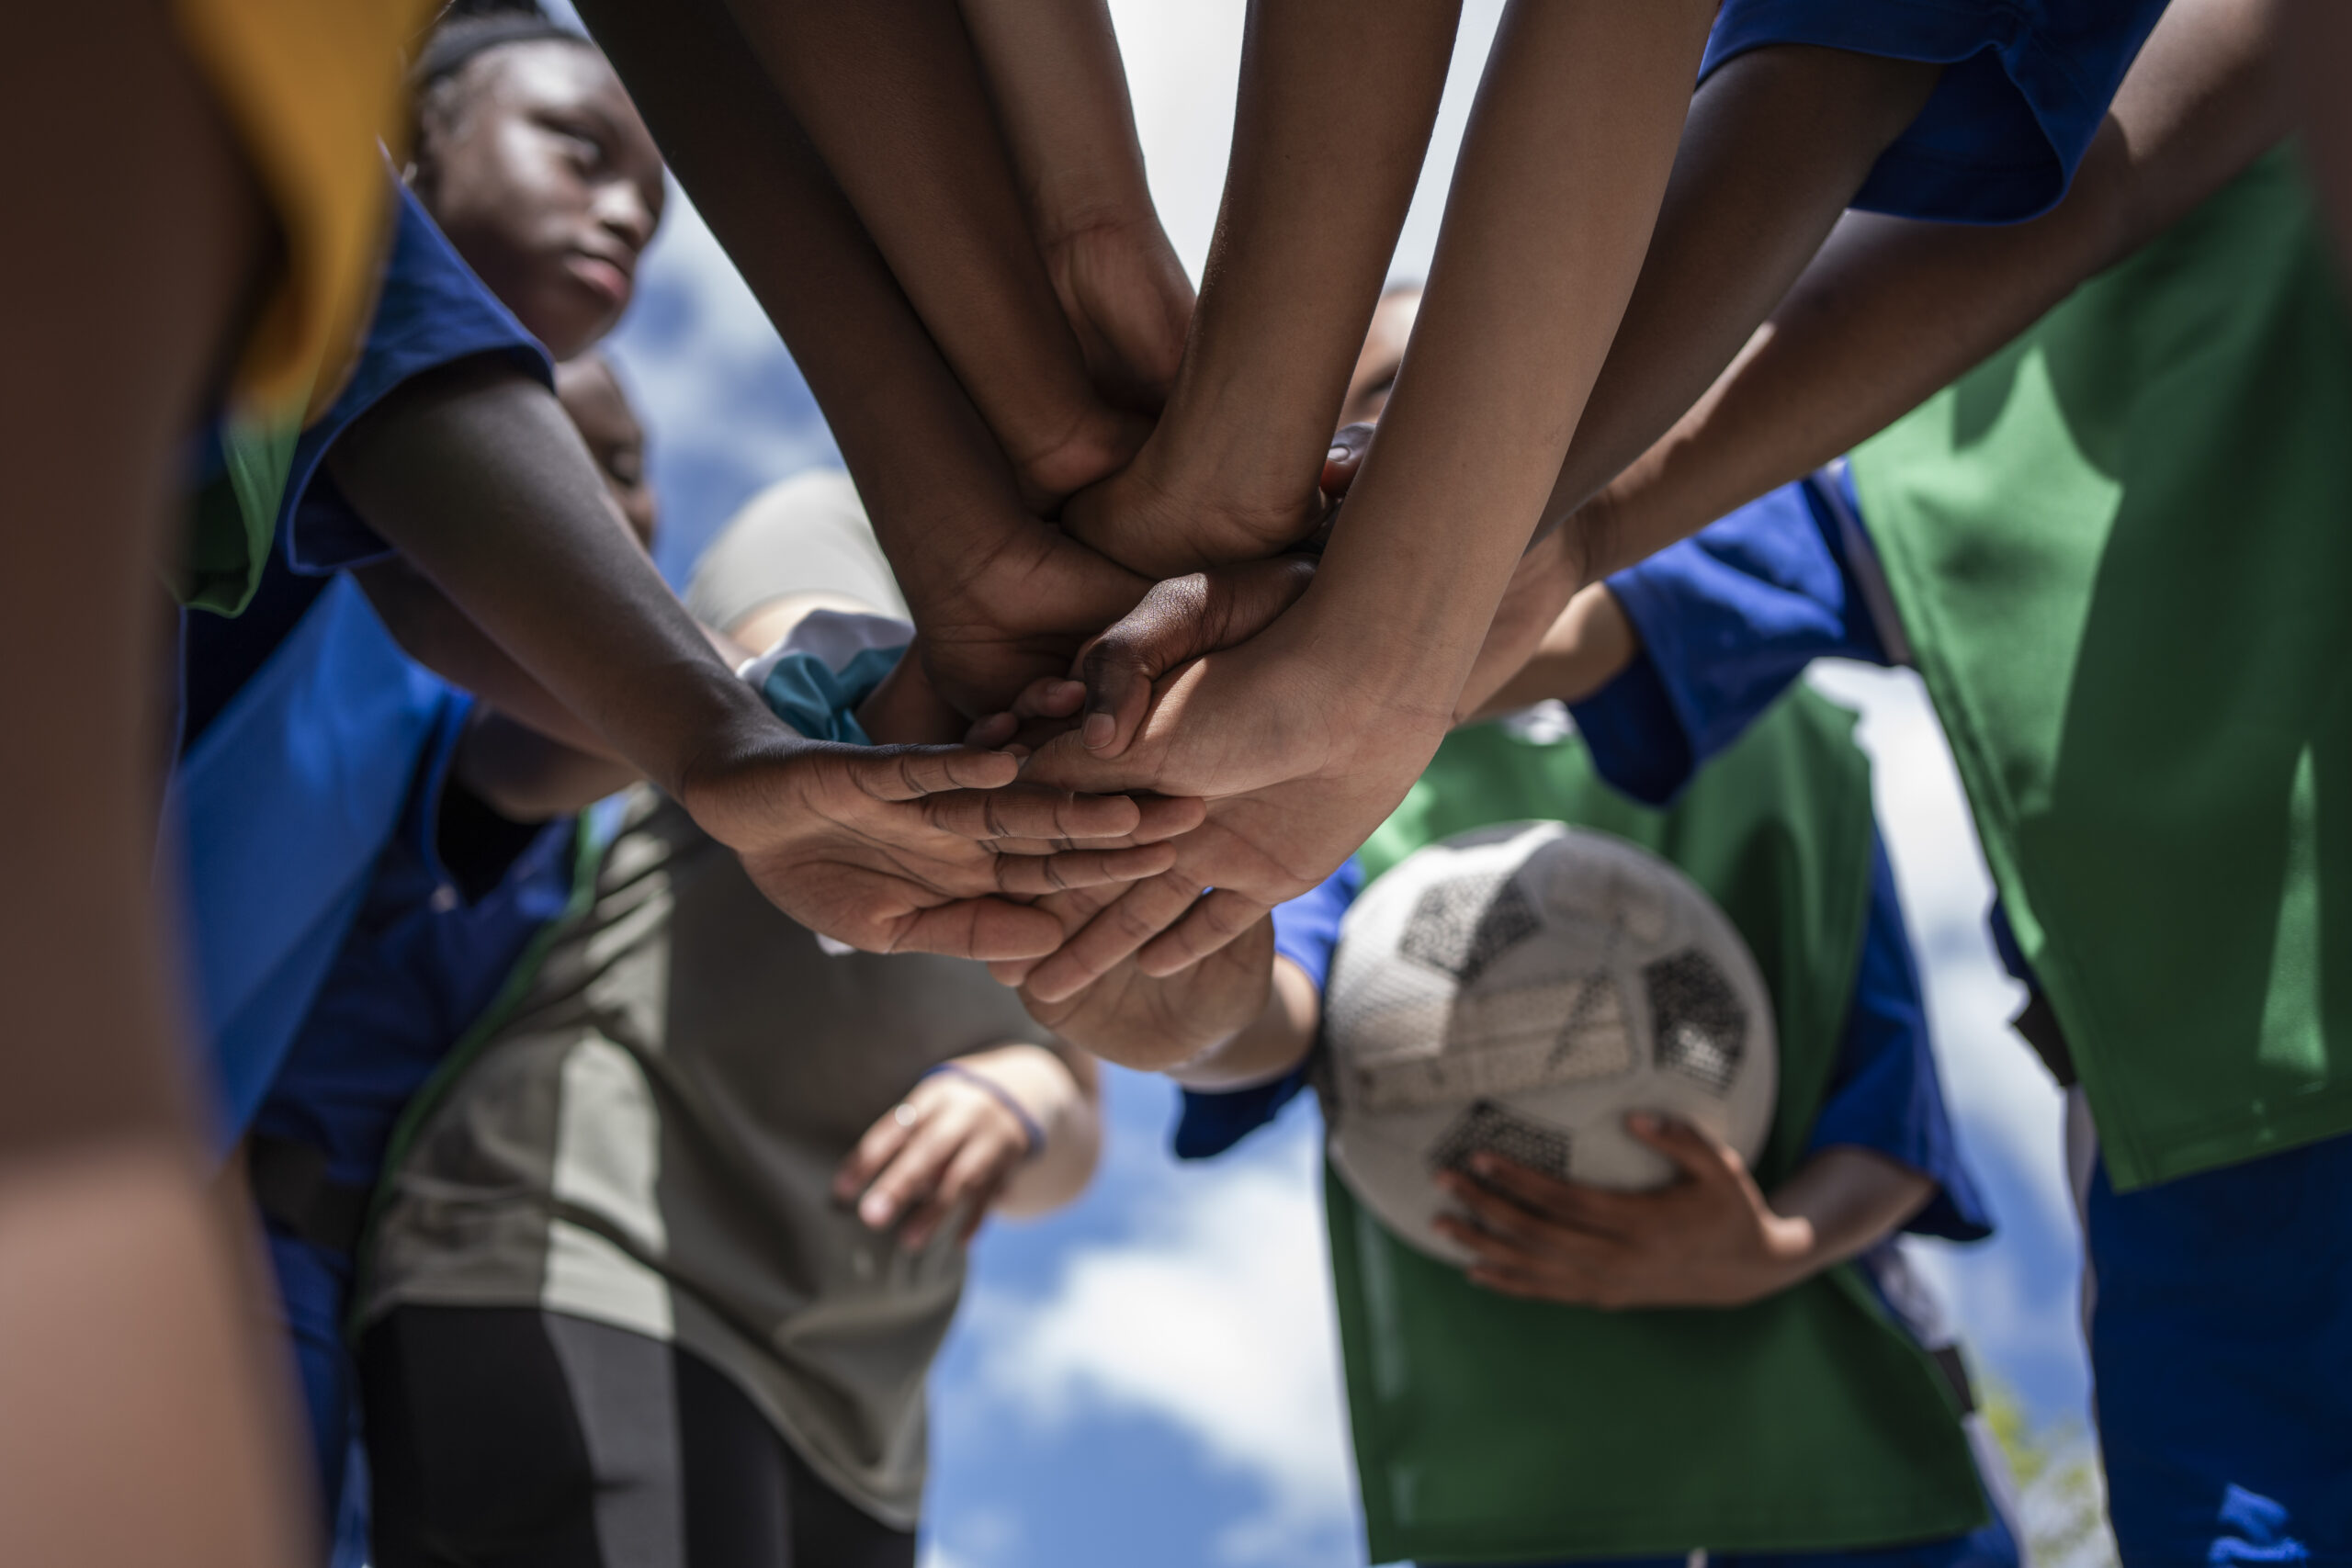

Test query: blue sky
[593,6,2100,1562]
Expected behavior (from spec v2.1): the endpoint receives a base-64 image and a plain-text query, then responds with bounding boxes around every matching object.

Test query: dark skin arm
[324,357,1198,959]
[1437,1119,1935,1308]
[578,0,1153,719]
[716,0,1139,507]
[1451,0,2290,712]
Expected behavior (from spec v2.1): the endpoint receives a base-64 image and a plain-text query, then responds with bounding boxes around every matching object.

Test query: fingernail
[1083,711,1115,750]
[1470,1154,1496,1175]
[860,1195,892,1227]
[1626,1113,1658,1135]
[1326,446,1348,466]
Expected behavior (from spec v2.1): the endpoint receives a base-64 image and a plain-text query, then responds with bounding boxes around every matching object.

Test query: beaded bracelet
[922,1062,1045,1159]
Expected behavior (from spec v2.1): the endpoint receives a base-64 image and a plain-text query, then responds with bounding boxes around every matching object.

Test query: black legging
[361,1305,917,1568]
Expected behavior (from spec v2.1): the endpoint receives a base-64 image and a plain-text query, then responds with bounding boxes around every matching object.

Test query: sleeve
[279,180,555,574]
[1804,828,1994,1242]
[1574,469,1895,806]
[1699,0,2169,225]
[739,610,914,743]
[1170,860,1364,1162]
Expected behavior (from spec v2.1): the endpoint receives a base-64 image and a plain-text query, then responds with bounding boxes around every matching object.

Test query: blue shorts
[1430,1509,2018,1568]
[1701,0,2172,223]
[2086,1132,2352,1564]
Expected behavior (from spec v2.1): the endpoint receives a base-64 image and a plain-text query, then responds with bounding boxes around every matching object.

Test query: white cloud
[963,1134,1358,1564]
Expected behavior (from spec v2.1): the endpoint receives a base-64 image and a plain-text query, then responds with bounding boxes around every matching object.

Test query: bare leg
[718,0,1136,506]
[0,5,310,1564]
[1062,0,1464,577]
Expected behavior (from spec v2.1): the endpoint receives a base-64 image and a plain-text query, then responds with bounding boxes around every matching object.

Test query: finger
[1435,1173,1558,1247]
[885,897,1071,962]
[901,1135,1019,1251]
[1136,888,1268,976]
[991,842,1179,897]
[986,886,1124,986]
[1013,678,1089,720]
[1431,1209,1546,1264]
[986,794,1206,855]
[1077,572,1214,756]
[1461,1152,1634,1233]
[1626,1111,1745,1186]
[1320,422,1375,497]
[961,712,1021,751]
[835,1100,922,1201]
[1020,870,1203,1003]
[922,785,1144,844]
[857,1112,965,1230]
[852,744,1023,802]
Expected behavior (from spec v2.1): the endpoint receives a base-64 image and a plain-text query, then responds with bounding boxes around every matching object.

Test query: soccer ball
[1324,820,1777,1265]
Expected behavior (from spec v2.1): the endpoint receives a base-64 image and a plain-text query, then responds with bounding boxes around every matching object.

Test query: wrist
[924,1060,1046,1158]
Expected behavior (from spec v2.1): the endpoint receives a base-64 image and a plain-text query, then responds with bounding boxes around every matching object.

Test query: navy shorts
[2087,1132,2352,1564]
[1701,0,2173,223]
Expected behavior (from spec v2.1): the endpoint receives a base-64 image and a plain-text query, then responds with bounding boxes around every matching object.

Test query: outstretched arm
[578,0,1152,717]
[956,0,1194,411]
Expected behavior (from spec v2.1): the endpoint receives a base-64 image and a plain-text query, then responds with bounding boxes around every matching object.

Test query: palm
[681,738,1189,962]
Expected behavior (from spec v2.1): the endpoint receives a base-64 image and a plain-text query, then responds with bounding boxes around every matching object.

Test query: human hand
[1430,1114,1814,1309]
[675,726,1204,963]
[1006,601,1454,996]
[896,502,1156,719]
[1012,887,1277,1072]
[831,1062,1040,1248]
[1057,433,1328,581]
[1042,211,1196,416]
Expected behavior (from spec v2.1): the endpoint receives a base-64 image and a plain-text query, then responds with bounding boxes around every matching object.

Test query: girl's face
[413,42,666,361]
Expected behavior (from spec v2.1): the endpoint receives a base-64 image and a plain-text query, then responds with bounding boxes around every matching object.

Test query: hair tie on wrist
[922,1063,1044,1158]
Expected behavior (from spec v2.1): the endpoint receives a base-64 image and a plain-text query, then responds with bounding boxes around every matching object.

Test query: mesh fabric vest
[1853,151,2352,1190]
[1332,689,1984,1563]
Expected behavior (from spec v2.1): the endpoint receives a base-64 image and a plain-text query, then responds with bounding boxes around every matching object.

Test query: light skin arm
[1436,1118,1936,1308]
[1060,0,1464,576]
[832,1043,1102,1247]
[1015,0,1718,997]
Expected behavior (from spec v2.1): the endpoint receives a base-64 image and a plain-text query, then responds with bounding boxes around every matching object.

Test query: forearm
[453,708,640,822]
[1531,44,1943,569]
[582,0,1092,626]
[957,0,1152,239]
[1761,1146,1936,1282]
[1572,0,2288,581]
[1143,0,1458,523]
[1307,0,1709,709]
[963,1043,1101,1216]
[355,558,619,760]
[714,0,1107,489]
[1464,582,1638,721]
[327,360,780,802]
[1164,956,1319,1092]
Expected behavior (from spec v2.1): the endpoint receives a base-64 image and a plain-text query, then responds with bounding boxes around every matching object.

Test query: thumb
[1319,422,1376,499]
[1079,558,1316,756]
